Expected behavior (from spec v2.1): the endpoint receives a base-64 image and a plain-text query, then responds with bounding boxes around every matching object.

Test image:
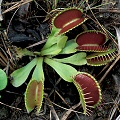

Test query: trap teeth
[86,49,117,66]
[76,30,108,52]
[52,8,87,35]
[73,72,102,114]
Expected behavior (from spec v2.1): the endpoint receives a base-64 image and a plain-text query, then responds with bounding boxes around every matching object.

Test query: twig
[6,8,19,34]
[48,78,61,97]
[55,90,70,107]
[108,95,120,120]
[108,73,120,120]
[61,102,81,120]
[0,46,14,71]
[2,0,33,14]
[0,101,22,111]
[50,101,83,114]
[45,94,60,120]
[85,1,118,46]
[96,63,110,78]
[26,39,47,48]
[99,55,120,84]
[55,90,81,119]
[1,31,16,70]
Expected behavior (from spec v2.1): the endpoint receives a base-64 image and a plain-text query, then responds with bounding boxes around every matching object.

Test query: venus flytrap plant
[25,57,44,114]
[11,57,44,114]
[52,8,87,35]
[40,8,87,55]
[75,30,117,66]
[76,30,109,52]
[73,72,101,115]
[86,49,116,66]
[25,80,43,114]
[10,8,116,115]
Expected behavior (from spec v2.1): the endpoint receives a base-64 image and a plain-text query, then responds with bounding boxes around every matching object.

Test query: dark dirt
[0,0,120,120]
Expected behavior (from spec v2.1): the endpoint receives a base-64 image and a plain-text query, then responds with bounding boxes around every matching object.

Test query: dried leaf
[18,0,30,18]
[0,0,3,21]
[116,115,120,120]
[114,27,120,54]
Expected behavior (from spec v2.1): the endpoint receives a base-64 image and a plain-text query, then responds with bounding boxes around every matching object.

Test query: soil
[0,0,120,120]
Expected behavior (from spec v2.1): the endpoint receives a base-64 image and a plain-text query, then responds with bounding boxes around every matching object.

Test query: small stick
[45,94,60,120]
[61,102,81,120]
[2,0,33,14]
[99,55,120,84]
[26,39,47,48]
[0,101,22,111]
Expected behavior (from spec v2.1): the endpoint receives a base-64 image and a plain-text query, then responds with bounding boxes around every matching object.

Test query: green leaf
[41,44,62,56]
[44,57,77,82]
[42,26,61,50]
[32,57,44,82]
[51,26,61,36]
[0,69,8,90]
[25,80,44,113]
[60,39,78,54]
[57,35,68,49]
[11,58,38,87]
[16,48,34,58]
[54,52,87,65]
[41,35,68,56]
